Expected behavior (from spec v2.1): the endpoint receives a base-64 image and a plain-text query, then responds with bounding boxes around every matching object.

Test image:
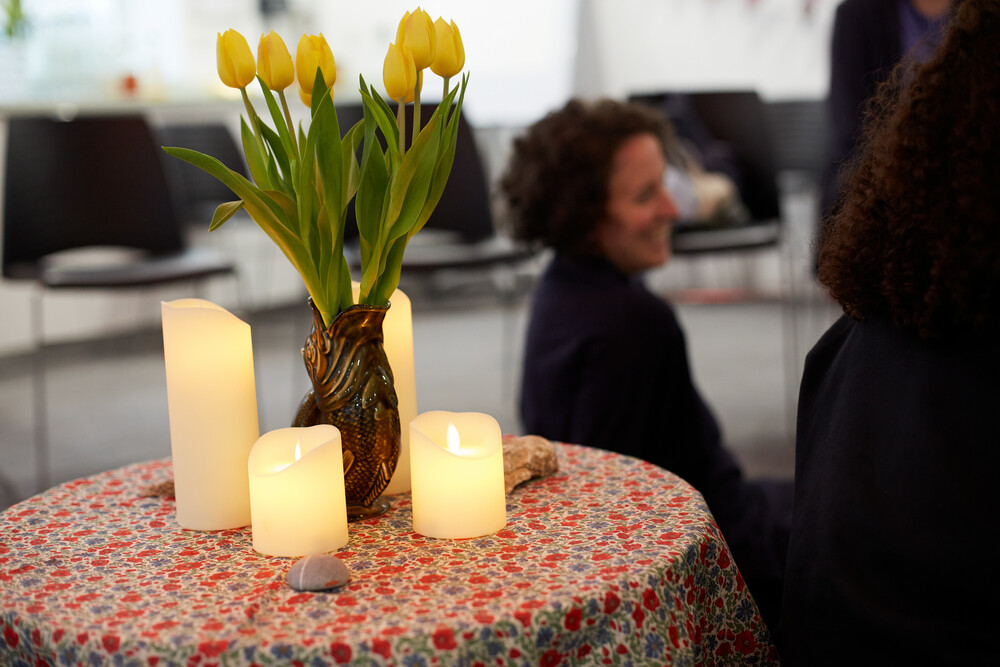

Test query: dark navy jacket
[520,253,792,632]
[781,315,1000,664]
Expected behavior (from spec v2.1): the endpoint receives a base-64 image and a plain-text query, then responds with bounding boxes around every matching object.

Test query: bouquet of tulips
[163,8,467,329]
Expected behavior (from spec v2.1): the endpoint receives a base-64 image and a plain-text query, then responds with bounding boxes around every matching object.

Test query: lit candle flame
[274,439,303,473]
[446,422,461,453]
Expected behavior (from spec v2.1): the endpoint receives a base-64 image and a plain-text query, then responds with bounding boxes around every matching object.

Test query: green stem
[412,70,422,146]
[277,89,299,157]
[442,75,450,100]
[396,99,406,155]
[240,87,261,135]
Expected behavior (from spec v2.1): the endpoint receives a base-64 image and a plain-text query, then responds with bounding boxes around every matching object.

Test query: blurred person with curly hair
[501,99,793,634]
[780,0,1000,662]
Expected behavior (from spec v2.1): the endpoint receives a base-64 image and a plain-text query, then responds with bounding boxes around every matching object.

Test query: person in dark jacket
[780,0,1000,663]
[500,99,792,634]
[822,0,950,217]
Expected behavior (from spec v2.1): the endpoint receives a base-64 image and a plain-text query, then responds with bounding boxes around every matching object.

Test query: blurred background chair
[630,90,783,259]
[1,114,237,493]
[764,98,828,198]
[157,122,250,227]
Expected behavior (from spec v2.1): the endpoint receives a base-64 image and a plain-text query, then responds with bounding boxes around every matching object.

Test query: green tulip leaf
[257,75,296,160]
[337,256,353,315]
[312,87,344,222]
[209,200,245,232]
[356,138,389,270]
[240,118,272,190]
[342,120,364,212]
[385,114,441,242]
[358,81,400,169]
[370,235,408,306]
[411,76,467,237]
[259,121,293,194]
[356,105,390,258]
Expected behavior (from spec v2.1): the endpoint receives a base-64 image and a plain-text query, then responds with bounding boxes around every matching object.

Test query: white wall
[579,0,838,101]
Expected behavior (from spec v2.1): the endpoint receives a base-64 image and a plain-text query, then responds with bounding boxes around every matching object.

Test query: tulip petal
[258,31,294,90]
[383,42,416,102]
[296,33,336,101]
[401,7,436,70]
[217,29,256,89]
[430,18,464,78]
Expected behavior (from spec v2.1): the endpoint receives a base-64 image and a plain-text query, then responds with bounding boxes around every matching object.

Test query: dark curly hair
[499,99,675,256]
[817,0,1000,341]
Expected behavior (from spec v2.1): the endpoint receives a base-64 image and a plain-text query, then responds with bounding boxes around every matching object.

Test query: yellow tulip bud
[383,42,417,102]
[257,31,294,91]
[296,33,336,103]
[397,7,436,71]
[217,29,256,89]
[430,19,465,79]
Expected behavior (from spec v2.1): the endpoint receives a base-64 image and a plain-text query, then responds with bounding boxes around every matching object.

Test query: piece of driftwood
[502,434,559,494]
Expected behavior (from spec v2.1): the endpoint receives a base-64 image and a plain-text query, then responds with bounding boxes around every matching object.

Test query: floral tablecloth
[0,444,778,666]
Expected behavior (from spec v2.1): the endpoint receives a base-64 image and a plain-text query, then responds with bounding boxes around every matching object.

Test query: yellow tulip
[296,34,337,103]
[383,42,417,102]
[217,29,256,89]
[257,31,294,91]
[430,19,465,78]
[396,7,436,71]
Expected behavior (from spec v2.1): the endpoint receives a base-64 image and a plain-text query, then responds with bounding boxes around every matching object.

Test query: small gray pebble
[287,553,350,591]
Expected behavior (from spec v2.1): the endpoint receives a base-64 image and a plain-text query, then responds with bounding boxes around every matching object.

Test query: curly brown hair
[499,99,674,256]
[817,0,1000,340]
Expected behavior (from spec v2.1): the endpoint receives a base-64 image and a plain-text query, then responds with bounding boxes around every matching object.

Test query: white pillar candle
[410,411,507,539]
[381,288,416,494]
[352,283,416,495]
[161,299,259,531]
[248,425,348,557]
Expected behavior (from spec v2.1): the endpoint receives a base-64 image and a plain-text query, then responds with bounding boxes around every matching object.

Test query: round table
[0,444,778,666]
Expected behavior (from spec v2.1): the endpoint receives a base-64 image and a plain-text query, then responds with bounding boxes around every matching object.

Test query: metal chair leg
[31,290,51,494]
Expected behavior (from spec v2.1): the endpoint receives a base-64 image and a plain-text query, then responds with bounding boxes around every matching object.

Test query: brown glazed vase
[293,299,401,520]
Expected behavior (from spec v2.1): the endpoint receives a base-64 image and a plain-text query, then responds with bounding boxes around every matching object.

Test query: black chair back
[630,90,781,223]
[3,115,185,280]
[764,98,828,184]
[157,122,249,226]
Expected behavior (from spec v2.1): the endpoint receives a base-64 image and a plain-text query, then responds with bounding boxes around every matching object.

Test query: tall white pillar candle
[352,283,416,495]
[161,299,259,530]
[248,425,348,557]
[410,411,507,539]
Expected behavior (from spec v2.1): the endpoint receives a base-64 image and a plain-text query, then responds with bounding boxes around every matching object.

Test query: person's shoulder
[834,0,895,25]
[600,281,682,343]
[808,313,854,353]
[535,258,680,337]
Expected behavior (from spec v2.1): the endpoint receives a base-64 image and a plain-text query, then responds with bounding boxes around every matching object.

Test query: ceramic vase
[293,299,400,520]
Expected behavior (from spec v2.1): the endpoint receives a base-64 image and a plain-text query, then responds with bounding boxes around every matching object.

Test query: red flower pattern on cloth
[0,444,777,665]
